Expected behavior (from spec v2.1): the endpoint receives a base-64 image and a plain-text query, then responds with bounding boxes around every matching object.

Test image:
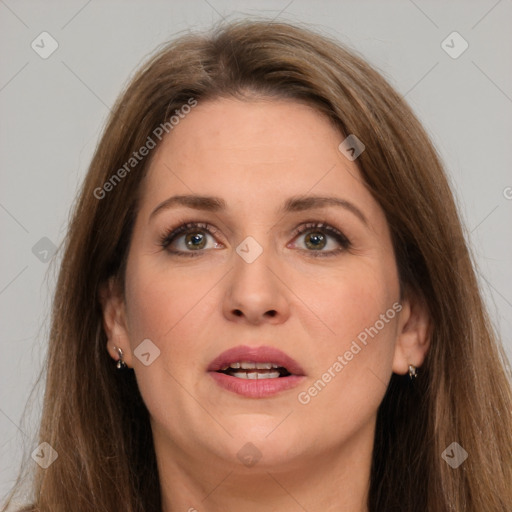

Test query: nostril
[233,309,243,317]
[265,310,277,317]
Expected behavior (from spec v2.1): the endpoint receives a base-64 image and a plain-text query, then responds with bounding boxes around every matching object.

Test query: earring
[113,345,127,369]
[408,364,418,379]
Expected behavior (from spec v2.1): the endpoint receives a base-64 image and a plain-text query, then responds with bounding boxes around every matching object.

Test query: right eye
[159,222,224,256]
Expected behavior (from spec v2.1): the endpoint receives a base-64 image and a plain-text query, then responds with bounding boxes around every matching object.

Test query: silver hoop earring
[113,346,127,370]
[408,364,418,379]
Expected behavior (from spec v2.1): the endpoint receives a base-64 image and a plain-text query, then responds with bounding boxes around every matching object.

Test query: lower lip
[209,371,305,398]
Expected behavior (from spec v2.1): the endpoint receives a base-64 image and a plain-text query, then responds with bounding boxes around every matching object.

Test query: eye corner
[158,220,226,256]
[291,221,352,256]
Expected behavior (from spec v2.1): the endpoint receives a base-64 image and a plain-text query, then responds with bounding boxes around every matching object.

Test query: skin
[101,97,430,512]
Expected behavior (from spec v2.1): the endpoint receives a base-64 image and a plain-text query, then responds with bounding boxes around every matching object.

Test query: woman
[4,20,512,512]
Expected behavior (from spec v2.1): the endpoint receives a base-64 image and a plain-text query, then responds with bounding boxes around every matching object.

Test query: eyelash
[158,221,352,258]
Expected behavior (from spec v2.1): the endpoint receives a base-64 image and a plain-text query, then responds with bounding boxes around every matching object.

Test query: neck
[154,421,374,512]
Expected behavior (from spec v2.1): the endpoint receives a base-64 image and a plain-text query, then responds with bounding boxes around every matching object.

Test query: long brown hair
[4,20,512,512]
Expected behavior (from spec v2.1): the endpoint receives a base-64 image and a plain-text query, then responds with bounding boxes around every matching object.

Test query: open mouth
[207,345,305,397]
[216,362,292,379]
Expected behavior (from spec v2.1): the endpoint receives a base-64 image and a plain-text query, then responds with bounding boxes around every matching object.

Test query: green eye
[292,222,351,256]
[183,232,208,250]
[160,221,351,258]
[304,231,327,250]
[160,222,221,256]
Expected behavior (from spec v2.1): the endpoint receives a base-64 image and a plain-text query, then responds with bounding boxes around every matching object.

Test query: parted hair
[4,19,512,512]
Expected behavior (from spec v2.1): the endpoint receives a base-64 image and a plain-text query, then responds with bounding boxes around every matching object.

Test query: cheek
[296,258,400,413]
[303,259,399,344]
[122,260,219,431]
[124,256,223,364]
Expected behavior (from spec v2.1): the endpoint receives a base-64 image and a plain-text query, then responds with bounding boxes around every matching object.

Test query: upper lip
[207,345,306,376]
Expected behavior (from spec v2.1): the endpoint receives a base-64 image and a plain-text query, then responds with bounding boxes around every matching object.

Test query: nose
[222,245,290,325]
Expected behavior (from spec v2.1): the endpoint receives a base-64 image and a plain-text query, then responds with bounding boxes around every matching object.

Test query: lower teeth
[229,370,281,380]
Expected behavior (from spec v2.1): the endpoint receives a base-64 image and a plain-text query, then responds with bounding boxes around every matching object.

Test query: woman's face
[106,97,426,472]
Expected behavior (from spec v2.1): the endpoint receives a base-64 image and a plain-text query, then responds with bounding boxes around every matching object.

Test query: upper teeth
[221,362,281,370]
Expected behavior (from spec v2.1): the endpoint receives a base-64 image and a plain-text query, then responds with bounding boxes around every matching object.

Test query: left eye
[160,222,222,253]
[159,221,351,257]
[290,222,351,255]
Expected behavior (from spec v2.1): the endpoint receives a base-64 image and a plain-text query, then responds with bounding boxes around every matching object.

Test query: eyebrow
[280,196,367,225]
[149,194,368,225]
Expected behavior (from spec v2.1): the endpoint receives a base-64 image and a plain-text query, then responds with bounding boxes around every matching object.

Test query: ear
[392,291,431,375]
[99,277,133,368]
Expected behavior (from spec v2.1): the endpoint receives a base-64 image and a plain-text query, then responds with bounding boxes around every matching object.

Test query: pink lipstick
[207,345,306,398]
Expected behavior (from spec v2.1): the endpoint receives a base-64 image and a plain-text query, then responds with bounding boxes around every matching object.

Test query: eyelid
[159,221,223,249]
[159,220,351,256]
[289,221,351,254]
[291,221,348,241]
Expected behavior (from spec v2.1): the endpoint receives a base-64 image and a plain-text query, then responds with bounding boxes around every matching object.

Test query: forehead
[139,97,379,222]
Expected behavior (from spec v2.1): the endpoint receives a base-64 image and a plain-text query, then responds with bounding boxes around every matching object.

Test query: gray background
[1,0,511,503]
